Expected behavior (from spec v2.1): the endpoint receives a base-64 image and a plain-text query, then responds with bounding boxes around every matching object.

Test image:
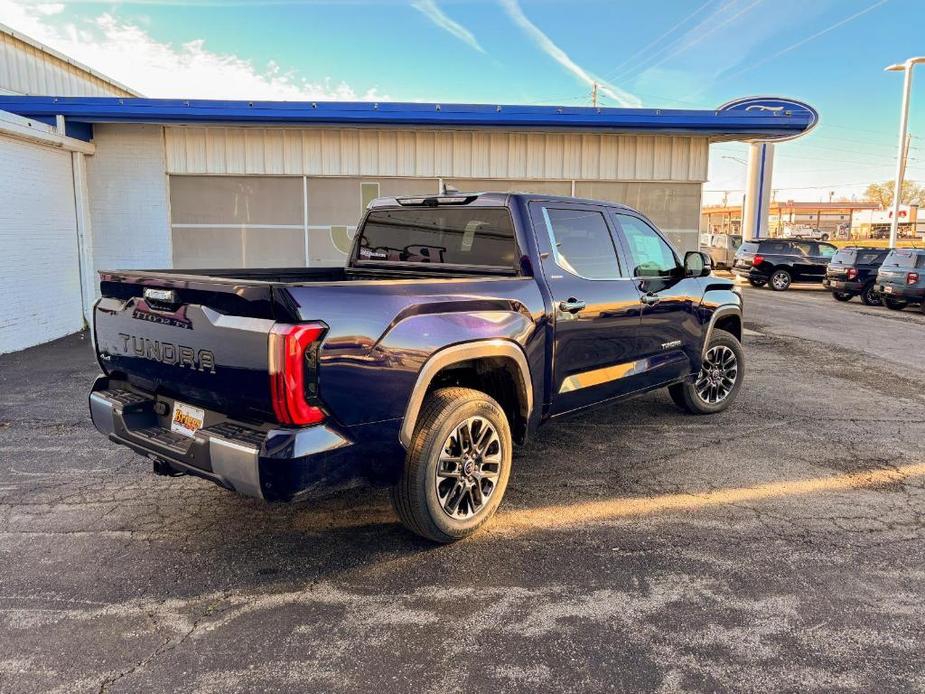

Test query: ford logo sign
[717,96,818,142]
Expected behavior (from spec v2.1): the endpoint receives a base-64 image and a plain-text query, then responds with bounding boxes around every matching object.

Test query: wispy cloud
[0,0,385,100]
[411,0,484,53]
[498,0,640,107]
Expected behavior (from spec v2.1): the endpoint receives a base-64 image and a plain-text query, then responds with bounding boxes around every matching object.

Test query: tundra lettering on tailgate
[117,333,217,373]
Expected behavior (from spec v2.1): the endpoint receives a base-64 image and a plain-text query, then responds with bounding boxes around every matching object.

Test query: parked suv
[700,233,742,270]
[876,248,925,312]
[823,247,889,305]
[733,238,838,291]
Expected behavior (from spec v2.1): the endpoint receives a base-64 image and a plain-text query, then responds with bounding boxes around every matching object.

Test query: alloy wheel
[695,345,738,405]
[434,416,503,520]
[771,271,790,290]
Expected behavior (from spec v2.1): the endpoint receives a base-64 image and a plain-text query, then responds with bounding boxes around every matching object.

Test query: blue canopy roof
[0,96,817,143]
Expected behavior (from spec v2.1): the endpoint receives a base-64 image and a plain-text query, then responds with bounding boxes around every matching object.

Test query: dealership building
[0,25,815,353]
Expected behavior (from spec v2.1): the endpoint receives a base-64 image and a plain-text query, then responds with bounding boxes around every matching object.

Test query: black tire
[883,297,908,311]
[769,268,792,291]
[748,278,767,288]
[832,291,852,302]
[391,387,512,543]
[860,284,881,306]
[668,329,744,415]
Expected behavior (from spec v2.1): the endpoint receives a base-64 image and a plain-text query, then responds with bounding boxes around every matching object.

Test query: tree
[864,180,925,208]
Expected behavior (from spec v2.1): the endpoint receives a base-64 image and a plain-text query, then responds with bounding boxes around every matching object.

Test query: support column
[742,142,775,241]
[72,151,96,325]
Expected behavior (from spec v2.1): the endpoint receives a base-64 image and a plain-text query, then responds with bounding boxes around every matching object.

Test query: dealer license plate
[171,401,205,438]
[884,286,893,294]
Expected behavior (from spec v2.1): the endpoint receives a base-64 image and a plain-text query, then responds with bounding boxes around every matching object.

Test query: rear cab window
[355,207,517,270]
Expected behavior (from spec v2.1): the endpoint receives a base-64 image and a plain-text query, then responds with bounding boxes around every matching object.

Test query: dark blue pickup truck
[89,192,744,542]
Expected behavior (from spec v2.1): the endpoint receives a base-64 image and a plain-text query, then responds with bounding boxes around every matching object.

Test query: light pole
[885,57,925,247]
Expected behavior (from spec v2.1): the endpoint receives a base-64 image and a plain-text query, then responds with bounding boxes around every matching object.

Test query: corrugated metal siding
[0,31,134,97]
[165,127,710,182]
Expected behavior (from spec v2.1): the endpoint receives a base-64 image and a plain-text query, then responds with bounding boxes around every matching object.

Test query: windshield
[356,207,517,269]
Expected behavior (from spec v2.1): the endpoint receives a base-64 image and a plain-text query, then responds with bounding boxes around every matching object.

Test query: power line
[716,0,891,83]
[599,0,717,82]
[615,0,765,83]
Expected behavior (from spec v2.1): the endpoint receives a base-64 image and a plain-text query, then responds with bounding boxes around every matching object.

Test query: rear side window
[357,207,516,268]
[739,242,759,255]
[541,207,622,279]
[858,250,887,265]
[759,241,791,253]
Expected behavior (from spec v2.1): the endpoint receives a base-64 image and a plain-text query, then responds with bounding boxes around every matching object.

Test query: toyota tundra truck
[89,192,744,542]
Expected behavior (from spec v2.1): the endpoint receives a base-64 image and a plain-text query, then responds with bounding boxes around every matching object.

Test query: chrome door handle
[640,293,661,306]
[558,298,587,314]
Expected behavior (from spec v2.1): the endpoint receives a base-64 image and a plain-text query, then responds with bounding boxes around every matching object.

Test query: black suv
[823,247,889,305]
[733,239,838,291]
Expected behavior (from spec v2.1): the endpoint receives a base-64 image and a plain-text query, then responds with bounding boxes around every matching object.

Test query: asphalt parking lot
[1,283,924,693]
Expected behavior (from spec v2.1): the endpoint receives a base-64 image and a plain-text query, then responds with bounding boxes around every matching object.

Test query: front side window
[356,207,516,268]
[793,242,815,256]
[615,213,678,278]
[541,207,623,280]
[817,243,837,258]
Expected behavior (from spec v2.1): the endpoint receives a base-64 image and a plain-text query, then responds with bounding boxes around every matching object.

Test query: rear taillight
[908,272,919,285]
[752,254,764,266]
[268,323,327,426]
[847,267,858,280]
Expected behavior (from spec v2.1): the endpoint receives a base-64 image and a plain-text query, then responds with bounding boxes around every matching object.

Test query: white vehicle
[781,224,830,241]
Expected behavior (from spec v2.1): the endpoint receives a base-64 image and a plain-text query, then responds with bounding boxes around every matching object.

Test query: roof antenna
[440,181,459,195]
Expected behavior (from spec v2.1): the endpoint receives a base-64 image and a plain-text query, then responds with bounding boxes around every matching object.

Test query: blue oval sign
[717,96,819,142]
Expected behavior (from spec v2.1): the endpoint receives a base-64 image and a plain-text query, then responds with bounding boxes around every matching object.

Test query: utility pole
[885,57,925,247]
[591,82,598,108]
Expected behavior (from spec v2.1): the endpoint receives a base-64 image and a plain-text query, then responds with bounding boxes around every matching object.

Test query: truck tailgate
[94,271,283,421]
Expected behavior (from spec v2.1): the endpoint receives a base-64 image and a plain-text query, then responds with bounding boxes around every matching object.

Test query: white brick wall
[87,124,172,276]
[0,135,83,354]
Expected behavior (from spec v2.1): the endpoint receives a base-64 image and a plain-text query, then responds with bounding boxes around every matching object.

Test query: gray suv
[876,249,925,312]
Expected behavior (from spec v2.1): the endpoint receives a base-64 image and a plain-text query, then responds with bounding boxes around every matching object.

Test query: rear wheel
[748,278,767,288]
[832,291,852,302]
[860,284,881,306]
[668,329,744,415]
[769,269,792,291]
[883,297,908,311]
[391,387,512,543]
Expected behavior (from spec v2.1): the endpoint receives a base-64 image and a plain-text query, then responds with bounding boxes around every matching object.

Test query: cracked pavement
[1,284,924,693]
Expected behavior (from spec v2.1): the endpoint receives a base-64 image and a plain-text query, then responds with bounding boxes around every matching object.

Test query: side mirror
[684,251,712,277]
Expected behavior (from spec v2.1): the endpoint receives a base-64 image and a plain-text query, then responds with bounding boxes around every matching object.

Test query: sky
[1,0,924,204]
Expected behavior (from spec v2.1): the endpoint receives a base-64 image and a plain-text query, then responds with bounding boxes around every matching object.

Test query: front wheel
[391,387,512,543]
[832,291,852,302]
[883,297,908,311]
[769,269,792,291]
[668,329,744,415]
[860,284,881,306]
